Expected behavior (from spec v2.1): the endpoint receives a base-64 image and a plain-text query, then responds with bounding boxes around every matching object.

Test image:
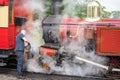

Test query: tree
[61,0,92,18]
[44,0,53,17]
[101,7,111,18]
[110,11,120,19]
[44,0,120,19]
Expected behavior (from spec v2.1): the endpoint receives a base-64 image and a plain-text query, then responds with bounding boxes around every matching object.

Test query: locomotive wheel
[109,57,120,68]
[105,57,120,79]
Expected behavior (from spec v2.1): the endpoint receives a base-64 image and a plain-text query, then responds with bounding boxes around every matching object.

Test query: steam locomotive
[0,0,120,78]
[39,15,120,76]
[39,1,120,78]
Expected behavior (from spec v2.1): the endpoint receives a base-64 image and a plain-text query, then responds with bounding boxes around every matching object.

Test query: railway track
[0,67,116,80]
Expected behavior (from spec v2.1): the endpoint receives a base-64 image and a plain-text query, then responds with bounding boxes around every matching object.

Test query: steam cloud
[18,0,109,77]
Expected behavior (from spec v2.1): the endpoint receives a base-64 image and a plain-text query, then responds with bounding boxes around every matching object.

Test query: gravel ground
[0,73,113,80]
[0,68,114,80]
[0,74,17,80]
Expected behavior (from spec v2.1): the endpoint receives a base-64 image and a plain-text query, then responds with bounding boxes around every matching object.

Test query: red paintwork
[13,0,30,19]
[0,0,4,5]
[0,24,16,49]
[0,0,120,57]
[0,28,9,49]
[96,27,120,56]
[8,24,18,49]
[60,18,120,56]
[60,18,81,41]
[40,47,56,57]
[0,0,29,50]
[96,19,120,56]
[0,0,8,5]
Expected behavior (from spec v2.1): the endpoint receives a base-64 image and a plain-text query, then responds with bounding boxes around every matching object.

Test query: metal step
[0,54,8,58]
[0,63,7,66]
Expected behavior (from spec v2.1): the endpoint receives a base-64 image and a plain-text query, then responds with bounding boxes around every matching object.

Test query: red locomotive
[0,0,120,78]
[40,16,120,76]
[39,1,120,78]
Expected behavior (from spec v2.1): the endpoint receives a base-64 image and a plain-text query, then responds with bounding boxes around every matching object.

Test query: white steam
[23,0,45,14]
[20,0,45,72]
[62,42,108,76]
[62,0,79,18]
[21,0,109,77]
[39,40,108,76]
[20,0,45,54]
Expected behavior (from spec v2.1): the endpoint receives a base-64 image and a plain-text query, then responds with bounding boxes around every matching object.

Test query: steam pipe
[75,56,120,72]
[43,22,120,27]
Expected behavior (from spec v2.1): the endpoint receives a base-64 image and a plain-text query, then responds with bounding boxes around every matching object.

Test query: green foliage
[75,4,87,18]
[33,11,39,20]
[44,0,53,17]
[44,0,120,19]
[101,6,120,19]
[111,11,120,18]
[101,7,111,18]
[61,0,93,18]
